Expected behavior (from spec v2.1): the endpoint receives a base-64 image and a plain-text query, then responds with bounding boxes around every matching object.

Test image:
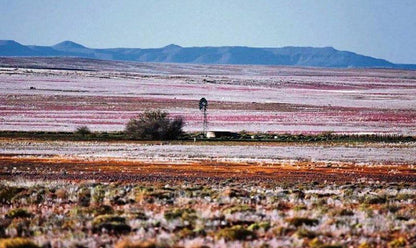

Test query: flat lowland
[1,57,416,134]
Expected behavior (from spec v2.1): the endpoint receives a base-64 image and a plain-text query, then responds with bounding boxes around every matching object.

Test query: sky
[1,0,415,64]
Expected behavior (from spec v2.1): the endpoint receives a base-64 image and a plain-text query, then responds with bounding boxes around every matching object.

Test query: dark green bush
[91,205,114,216]
[125,110,184,140]
[92,215,131,234]
[5,209,32,219]
[295,228,317,239]
[0,187,25,203]
[74,126,91,137]
[287,217,319,227]
[78,188,91,207]
[131,211,147,220]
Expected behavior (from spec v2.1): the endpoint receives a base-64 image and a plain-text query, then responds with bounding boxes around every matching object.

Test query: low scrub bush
[115,239,156,248]
[92,215,131,234]
[5,209,32,219]
[77,187,91,207]
[74,126,92,137]
[91,205,114,216]
[216,225,256,241]
[295,228,317,239]
[362,195,386,204]
[0,238,39,248]
[388,237,407,248]
[0,187,24,204]
[125,110,184,140]
[223,205,254,214]
[309,238,343,248]
[164,208,196,222]
[287,217,319,227]
[247,221,271,231]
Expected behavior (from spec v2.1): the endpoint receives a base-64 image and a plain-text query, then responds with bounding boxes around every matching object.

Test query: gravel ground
[1,140,415,165]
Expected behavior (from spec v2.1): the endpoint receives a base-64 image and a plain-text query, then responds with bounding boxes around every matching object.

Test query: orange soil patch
[1,155,415,183]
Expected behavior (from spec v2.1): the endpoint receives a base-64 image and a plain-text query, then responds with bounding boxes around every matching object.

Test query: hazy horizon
[1,0,415,63]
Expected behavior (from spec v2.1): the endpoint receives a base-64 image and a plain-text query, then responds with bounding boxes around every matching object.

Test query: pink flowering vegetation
[0,180,414,247]
[1,66,416,134]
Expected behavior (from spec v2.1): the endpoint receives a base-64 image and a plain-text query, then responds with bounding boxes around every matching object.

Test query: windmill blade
[199,97,208,111]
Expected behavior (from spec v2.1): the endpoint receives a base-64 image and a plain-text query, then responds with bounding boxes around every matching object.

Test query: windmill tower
[199,97,208,136]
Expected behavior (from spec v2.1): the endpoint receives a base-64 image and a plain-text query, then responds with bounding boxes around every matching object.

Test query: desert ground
[0,58,415,247]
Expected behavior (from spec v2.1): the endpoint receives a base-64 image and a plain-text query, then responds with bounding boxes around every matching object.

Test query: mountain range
[1,40,415,69]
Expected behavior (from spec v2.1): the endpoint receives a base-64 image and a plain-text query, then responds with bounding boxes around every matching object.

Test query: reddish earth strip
[1,156,415,184]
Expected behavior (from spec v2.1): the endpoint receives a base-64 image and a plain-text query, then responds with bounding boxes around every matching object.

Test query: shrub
[220,188,249,198]
[74,126,91,137]
[77,187,91,207]
[395,193,414,201]
[138,190,174,203]
[287,217,319,227]
[5,209,32,219]
[0,238,39,248]
[115,239,156,248]
[358,243,372,248]
[223,205,254,214]
[0,187,24,204]
[131,211,147,220]
[91,205,114,216]
[125,110,184,140]
[388,237,407,248]
[216,225,256,241]
[164,208,196,222]
[363,195,386,204]
[309,238,343,248]
[55,188,67,199]
[295,228,317,239]
[91,185,106,205]
[385,204,401,213]
[92,215,131,234]
[247,221,271,232]
[7,219,31,237]
[330,208,354,217]
[276,201,292,211]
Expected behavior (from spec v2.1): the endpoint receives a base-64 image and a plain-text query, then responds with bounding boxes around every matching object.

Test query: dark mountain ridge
[0,40,414,69]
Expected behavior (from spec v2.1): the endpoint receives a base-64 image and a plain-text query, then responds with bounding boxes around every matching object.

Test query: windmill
[199,97,208,136]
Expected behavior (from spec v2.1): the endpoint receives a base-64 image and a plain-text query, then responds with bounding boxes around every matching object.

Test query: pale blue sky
[1,0,415,63]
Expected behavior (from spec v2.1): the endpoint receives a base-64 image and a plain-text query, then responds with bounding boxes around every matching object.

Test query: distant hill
[1,40,414,69]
